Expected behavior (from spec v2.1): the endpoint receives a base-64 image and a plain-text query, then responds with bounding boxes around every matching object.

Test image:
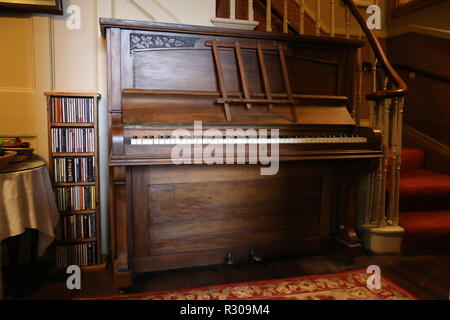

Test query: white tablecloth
[0,160,59,256]
[0,159,59,299]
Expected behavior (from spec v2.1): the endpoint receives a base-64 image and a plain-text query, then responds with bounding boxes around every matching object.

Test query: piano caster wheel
[225,251,234,265]
[249,249,262,263]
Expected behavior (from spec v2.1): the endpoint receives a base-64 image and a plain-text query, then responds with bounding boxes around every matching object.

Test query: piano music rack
[45,91,105,271]
[205,40,298,123]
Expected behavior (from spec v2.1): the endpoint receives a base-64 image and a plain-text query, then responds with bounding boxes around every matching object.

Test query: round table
[0,157,59,299]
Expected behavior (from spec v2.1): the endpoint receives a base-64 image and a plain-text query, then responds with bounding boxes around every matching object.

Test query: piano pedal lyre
[249,249,262,263]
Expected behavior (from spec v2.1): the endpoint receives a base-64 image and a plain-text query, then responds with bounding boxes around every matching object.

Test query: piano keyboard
[129,135,368,145]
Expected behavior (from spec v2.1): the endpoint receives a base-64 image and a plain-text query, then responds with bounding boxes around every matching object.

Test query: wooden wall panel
[388,33,450,146]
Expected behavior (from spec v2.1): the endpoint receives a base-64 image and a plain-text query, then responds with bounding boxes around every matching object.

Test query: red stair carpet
[82,270,416,300]
[396,147,450,254]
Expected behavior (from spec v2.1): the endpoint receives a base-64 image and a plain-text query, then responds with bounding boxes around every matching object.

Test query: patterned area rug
[92,269,417,300]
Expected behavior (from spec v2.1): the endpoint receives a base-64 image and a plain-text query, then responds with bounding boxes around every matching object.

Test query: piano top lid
[99,18,365,48]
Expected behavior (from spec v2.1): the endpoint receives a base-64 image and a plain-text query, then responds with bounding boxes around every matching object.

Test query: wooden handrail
[394,64,450,84]
[343,0,407,101]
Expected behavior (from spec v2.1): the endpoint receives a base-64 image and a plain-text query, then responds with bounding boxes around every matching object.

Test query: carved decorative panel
[130,33,199,52]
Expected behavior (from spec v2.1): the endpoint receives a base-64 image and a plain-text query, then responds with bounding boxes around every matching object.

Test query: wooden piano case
[100,19,380,289]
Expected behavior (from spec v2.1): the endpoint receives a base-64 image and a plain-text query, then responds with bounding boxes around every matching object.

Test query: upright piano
[100,18,382,289]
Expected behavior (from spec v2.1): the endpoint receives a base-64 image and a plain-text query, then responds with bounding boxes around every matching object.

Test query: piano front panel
[131,162,333,272]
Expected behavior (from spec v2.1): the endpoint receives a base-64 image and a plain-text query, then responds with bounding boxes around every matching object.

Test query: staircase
[394,147,450,254]
[214,1,449,255]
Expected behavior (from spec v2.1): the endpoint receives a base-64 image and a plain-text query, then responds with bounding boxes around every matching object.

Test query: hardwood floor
[5,251,450,300]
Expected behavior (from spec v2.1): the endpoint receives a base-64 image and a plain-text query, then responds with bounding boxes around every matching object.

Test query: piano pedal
[225,250,234,265]
[249,249,262,263]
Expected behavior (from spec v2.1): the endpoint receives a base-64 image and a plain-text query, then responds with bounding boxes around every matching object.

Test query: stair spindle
[230,0,236,20]
[315,0,321,36]
[266,0,272,32]
[299,0,305,35]
[393,97,404,226]
[366,96,378,225]
[355,48,363,126]
[388,98,399,226]
[248,0,254,21]
[330,0,335,37]
[371,100,384,226]
[372,59,378,92]
[379,98,391,227]
[283,0,288,33]
[345,6,351,39]
[364,171,376,226]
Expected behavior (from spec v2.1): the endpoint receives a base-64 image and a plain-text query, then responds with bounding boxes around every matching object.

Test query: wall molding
[0,87,35,93]
[387,24,450,40]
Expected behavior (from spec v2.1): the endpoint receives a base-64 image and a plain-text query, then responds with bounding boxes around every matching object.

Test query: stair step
[400,210,450,254]
[400,170,450,212]
[388,147,425,176]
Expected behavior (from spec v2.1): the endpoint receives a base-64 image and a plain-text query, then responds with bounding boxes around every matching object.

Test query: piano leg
[334,175,364,261]
[334,159,377,260]
[112,166,133,289]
